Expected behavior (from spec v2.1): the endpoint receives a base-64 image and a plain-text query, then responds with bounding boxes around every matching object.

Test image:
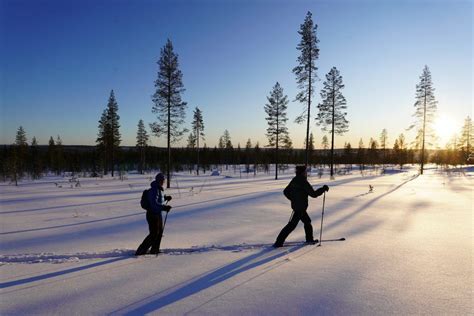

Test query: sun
[434,115,458,146]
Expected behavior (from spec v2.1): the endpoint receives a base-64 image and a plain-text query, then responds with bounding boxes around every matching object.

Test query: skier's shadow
[116,244,305,315]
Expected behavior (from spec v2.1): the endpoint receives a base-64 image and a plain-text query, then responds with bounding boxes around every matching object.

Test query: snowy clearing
[1,167,472,315]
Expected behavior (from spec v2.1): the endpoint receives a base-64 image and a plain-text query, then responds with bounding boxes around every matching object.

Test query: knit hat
[295,165,307,175]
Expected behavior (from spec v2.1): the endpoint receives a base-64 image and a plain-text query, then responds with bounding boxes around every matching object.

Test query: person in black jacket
[273,166,329,248]
[135,173,172,255]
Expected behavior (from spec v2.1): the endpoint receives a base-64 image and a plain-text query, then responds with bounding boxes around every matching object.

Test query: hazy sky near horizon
[1,0,472,149]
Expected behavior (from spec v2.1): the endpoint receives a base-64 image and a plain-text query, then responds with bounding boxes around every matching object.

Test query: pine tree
[136,119,149,174]
[264,82,290,180]
[408,65,438,174]
[293,11,320,166]
[316,67,349,177]
[191,107,205,175]
[150,39,187,188]
[380,129,388,168]
[459,116,473,161]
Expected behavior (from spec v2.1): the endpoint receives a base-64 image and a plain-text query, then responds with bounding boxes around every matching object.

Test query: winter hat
[295,165,307,175]
[155,173,165,182]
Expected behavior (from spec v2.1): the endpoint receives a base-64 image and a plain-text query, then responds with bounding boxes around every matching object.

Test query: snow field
[1,167,472,314]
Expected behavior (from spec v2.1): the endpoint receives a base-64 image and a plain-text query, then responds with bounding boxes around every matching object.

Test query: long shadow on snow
[322,174,419,233]
[0,188,281,237]
[0,257,126,289]
[113,244,305,315]
[0,189,143,205]
[1,174,397,250]
[0,197,138,215]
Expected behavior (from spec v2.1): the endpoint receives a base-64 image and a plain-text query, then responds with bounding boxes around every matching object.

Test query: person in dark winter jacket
[273,166,329,247]
[135,173,172,255]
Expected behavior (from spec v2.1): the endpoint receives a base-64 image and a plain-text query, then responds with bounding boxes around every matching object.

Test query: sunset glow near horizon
[1,0,472,149]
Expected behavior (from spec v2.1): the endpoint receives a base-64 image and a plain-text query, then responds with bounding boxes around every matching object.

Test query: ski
[277,238,345,248]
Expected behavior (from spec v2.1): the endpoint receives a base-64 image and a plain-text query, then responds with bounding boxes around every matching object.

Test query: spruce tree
[191,107,205,175]
[47,136,56,174]
[106,90,121,177]
[222,130,233,170]
[368,138,378,166]
[380,129,388,168]
[12,126,28,184]
[30,137,42,179]
[264,82,290,180]
[245,139,252,173]
[321,135,329,150]
[150,39,187,188]
[55,135,64,176]
[253,142,261,176]
[394,133,407,169]
[408,65,438,174]
[357,138,365,171]
[96,91,121,176]
[186,132,196,149]
[316,67,349,177]
[344,142,353,167]
[96,110,108,174]
[293,11,319,166]
[136,119,149,174]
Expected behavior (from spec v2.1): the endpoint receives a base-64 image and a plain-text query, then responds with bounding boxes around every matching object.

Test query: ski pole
[162,200,169,233]
[319,192,326,246]
[155,201,169,256]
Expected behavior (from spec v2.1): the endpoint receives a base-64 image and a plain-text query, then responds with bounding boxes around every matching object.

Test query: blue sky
[1,0,472,148]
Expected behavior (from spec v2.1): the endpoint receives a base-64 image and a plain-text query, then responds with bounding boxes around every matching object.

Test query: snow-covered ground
[1,166,472,315]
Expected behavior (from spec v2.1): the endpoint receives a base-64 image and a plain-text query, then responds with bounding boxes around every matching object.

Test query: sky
[1,0,472,149]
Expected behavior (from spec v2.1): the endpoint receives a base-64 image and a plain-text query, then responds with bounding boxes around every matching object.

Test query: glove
[322,185,329,192]
[164,195,172,202]
[163,205,172,212]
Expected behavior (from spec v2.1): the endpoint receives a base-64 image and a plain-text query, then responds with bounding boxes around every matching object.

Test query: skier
[135,173,172,255]
[273,165,329,248]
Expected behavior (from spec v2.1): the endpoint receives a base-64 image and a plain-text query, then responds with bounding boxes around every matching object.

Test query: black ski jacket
[283,175,325,211]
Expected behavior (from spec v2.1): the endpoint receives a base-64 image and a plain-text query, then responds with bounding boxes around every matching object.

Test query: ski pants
[136,211,163,255]
[275,209,313,245]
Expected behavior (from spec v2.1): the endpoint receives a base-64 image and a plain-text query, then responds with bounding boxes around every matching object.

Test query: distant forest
[0,142,470,185]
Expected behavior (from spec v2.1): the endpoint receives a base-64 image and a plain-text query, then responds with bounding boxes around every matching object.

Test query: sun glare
[434,115,457,146]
